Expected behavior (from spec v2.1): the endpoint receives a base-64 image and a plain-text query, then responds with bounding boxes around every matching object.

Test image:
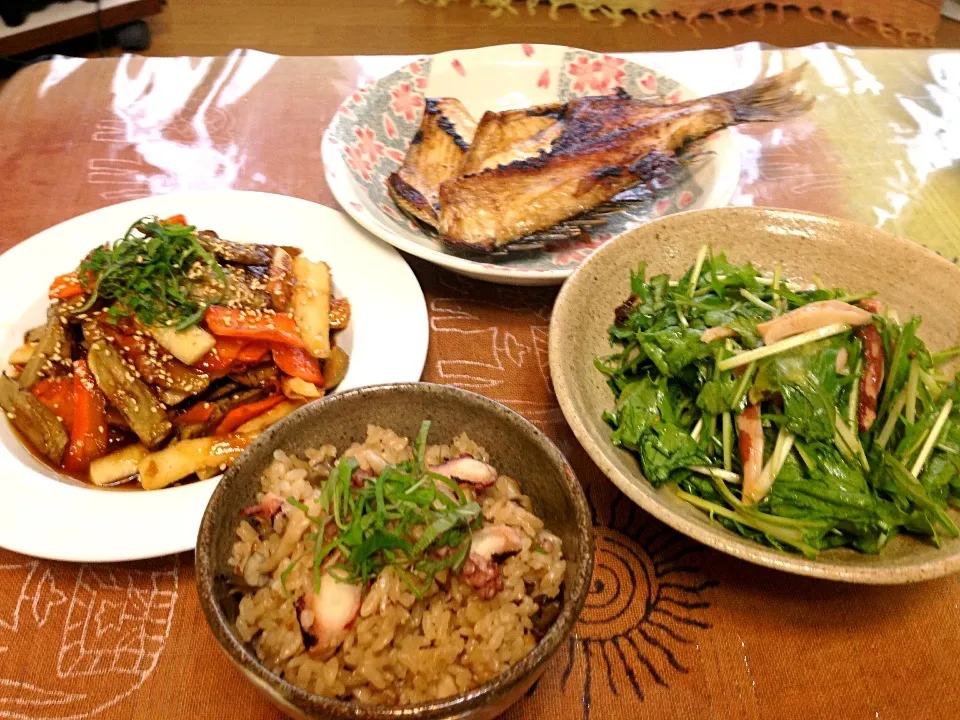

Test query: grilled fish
[460,104,564,175]
[387,65,811,253]
[386,98,477,227]
[439,65,811,251]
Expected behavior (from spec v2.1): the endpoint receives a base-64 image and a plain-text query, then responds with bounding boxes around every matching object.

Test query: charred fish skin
[437,64,812,252]
[460,104,565,175]
[438,145,680,252]
[425,98,471,151]
[386,97,479,228]
[386,171,437,227]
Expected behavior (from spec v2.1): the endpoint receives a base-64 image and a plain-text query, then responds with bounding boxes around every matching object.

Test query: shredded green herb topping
[283,421,483,597]
[598,246,960,558]
[77,217,227,330]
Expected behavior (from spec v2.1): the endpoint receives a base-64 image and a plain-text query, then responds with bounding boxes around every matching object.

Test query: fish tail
[717,63,813,123]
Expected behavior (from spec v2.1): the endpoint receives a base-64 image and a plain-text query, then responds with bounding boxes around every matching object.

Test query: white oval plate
[0,191,429,562]
[322,43,739,286]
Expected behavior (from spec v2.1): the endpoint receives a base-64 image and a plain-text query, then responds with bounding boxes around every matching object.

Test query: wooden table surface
[138,1,960,57]
[0,30,959,720]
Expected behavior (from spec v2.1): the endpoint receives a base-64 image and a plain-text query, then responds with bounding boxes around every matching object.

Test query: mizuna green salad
[597,247,960,557]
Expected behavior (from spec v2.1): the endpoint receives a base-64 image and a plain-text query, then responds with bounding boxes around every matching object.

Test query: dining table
[0,42,958,720]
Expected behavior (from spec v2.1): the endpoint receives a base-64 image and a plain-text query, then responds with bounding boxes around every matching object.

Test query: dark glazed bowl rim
[195,382,594,719]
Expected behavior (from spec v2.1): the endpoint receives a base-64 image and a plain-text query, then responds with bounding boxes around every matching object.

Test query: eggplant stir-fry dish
[1,215,351,489]
[598,246,960,557]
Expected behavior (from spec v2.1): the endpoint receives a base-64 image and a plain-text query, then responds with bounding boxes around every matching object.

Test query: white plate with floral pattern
[322,44,741,286]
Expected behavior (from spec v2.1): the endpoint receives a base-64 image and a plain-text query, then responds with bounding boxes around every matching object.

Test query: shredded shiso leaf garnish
[77,216,227,330]
[282,421,483,597]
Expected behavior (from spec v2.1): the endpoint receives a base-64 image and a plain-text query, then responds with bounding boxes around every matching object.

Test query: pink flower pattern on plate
[567,55,627,95]
[383,115,398,139]
[390,82,424,123]
[328,48,709,277]
[343,126,385,182]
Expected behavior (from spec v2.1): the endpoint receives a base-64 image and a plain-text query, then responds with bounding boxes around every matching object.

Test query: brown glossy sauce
[9,421,142,490]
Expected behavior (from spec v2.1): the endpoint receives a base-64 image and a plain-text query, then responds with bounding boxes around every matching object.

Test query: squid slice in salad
[597,246,960,557]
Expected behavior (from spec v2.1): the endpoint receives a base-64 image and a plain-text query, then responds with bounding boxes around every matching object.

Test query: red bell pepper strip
[174,401,215,425]
[49,272,85,300]
[272,344,324,384]
[197,338,269,373]
[162,213,188,226]
[205,306,306,348]
[215,394,285,434]
[32,377,76,433]
[63,360,108,472]
[197,337,246,373]
[235,342,270,365]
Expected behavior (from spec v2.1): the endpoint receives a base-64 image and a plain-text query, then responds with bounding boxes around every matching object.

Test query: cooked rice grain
[230,426,566,705]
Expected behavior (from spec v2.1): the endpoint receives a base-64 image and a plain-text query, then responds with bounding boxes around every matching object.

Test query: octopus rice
[230,424,566,705]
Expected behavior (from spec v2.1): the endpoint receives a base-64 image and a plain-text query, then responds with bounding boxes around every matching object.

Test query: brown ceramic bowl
[196,382,594,720]
[550,207,960,584]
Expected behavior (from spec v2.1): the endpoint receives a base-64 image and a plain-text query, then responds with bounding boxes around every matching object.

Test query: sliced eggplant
[91,320,210,396]
[0,374,68,464]
[19,307,71,389]
[157,387,193,407]
[204,380,244,402]
[23,326,45,344]
[323,345,350,390]
[196,230,301,266]
[229,364,278,388]
[86,340,172,448]
[190,265,271,309]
